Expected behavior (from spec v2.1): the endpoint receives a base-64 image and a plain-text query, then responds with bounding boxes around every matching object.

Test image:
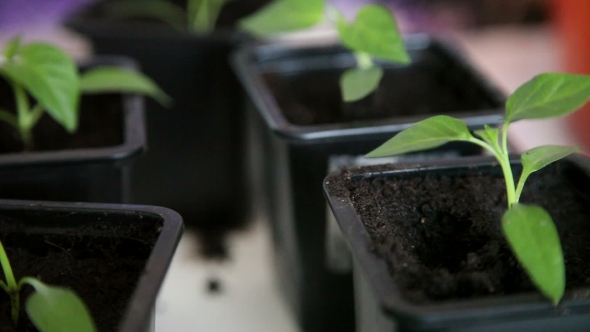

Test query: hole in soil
[414,214,488,273]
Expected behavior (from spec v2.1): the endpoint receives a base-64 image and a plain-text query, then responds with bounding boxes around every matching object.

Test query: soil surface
[0,79,124,153]
[263,52,496,126]
[327,161,590,303]
[0,210,162,331]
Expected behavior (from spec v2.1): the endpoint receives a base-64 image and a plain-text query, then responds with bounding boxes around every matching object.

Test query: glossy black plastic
[232,36,506,332]
[324,155,590,332]
[0,199,183,332]
[0,57,146,203]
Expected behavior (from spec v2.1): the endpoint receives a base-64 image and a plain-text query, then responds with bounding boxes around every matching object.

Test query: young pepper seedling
[0,37,170,150]
[0,240,96,332]
[239,0,410,102]
[365,73,590,305]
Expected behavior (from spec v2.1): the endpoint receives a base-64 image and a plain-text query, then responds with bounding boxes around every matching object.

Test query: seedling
[240,0,411,102]
[365,73,590,305]
[0,239,96,332]
[103,0,229,32]
[0,37,170,150]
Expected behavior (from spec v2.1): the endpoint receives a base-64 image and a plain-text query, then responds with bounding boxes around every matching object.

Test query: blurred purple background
[0,0,435,37]
[0,0,98,37]
[0,0,547,39]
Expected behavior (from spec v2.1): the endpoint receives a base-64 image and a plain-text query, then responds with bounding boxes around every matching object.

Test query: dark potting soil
[327,162,590,303]
[0,77,123,153]
[0,212,162,331]
[262,54,493,126]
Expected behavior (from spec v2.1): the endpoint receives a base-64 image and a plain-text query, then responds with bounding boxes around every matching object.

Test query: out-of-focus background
[2,0,590,331]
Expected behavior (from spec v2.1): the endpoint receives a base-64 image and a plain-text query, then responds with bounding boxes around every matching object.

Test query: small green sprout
[366,73,590,305]
[240,0,410,102]
[103,0,229,33]
[0,240,96,332]
[0,37,170,150]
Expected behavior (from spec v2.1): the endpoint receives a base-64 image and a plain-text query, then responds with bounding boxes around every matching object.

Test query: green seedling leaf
[0,42,79,132]
[24,279,96,332]
[336,5,410,64]
[239,0,325,36]
[474,124,500,149]
[502,204,565,305]
[521,145,579,175]
[187,0,202,25]
[506,73,590,122]
[104,0,186,30]
[340,66,383,102]
[3,37,22,61]
[188,0,228,32]
[515,145,580,201]
[366,115,471,157]
[80,67,172,107]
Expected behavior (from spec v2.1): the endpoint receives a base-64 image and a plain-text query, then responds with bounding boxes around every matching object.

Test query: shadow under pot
[0,199,183,332]
[324,155,590,332]
[231,36,505,332]
[0,57,146,204]
[67,0,270,232]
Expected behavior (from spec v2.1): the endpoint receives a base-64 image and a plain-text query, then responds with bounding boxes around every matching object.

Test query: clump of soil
[327,161,590,303]
[0,211,162,331]
[207,278,222,294]
[263,52,497,126]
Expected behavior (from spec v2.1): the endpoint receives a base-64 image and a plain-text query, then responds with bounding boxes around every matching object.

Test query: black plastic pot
[232,36,506,332]
[66,1,268,231]
[0,199,183,332]
[324,155,590,332]
[0,57,146,204]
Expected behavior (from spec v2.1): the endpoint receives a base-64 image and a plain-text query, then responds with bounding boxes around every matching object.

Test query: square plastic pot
[67,1,267,226]
[324,155,590,332]
[232,35,506,332]
[0,199,183,332]
[0,57,146,204]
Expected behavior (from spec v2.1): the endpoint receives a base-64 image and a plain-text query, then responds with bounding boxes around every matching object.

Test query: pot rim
[65,16,249,44]
[231,35,506,144]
